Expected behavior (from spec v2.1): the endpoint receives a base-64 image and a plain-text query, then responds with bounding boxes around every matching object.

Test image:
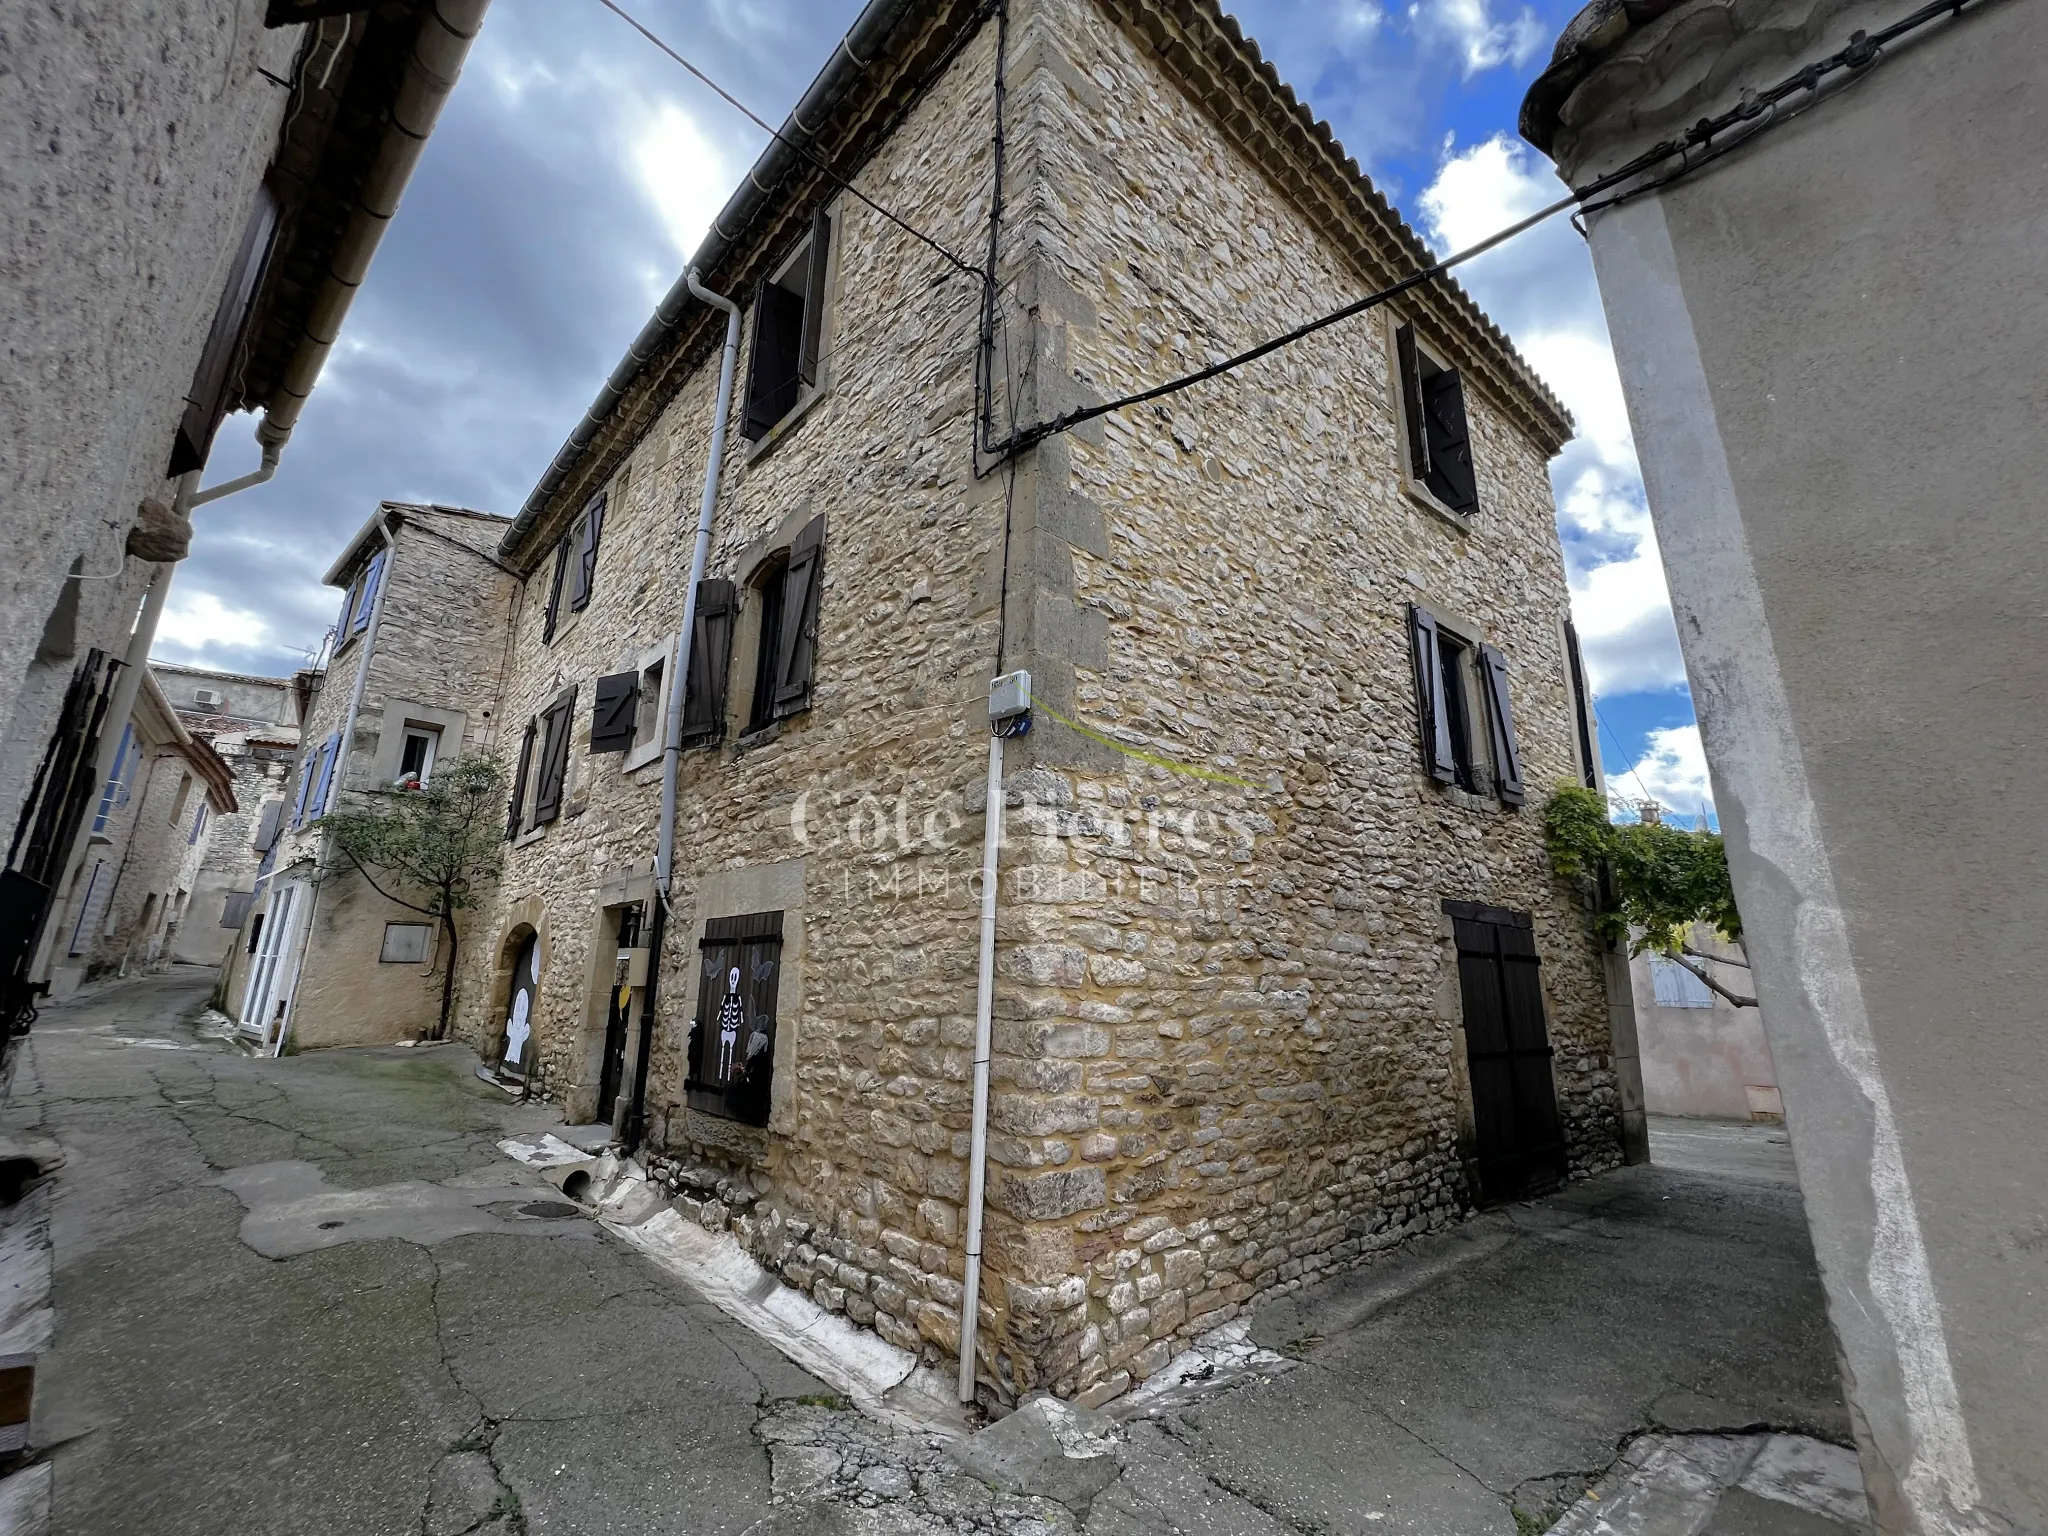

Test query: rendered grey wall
[0,2,296,834]
[1579,3,2046,1530]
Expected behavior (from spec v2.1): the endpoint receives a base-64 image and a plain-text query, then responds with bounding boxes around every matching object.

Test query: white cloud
[1614,724,1716,821]
[1408,0,1545,76]
[155,590,278,661]
[631,101,731,265]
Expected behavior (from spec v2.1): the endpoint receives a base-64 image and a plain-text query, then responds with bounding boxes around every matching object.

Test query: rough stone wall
[73,741,214,980]
[174,738,292,966]
[0,2,297,837]
[456,0,1613,1410]
[275,506,519,1048]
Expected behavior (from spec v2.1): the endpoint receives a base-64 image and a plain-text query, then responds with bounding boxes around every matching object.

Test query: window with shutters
[622,638,673,773]
[737,516,826,735]
[527,688,578,830]
[741,208,835,447]
[542,492,607,641]
[1390,317,1480,520]
[336,550,386,650]
[169,181,281,477]
[1408,603,1524,806]
[506,717,538,840]
[686,911,784,1126]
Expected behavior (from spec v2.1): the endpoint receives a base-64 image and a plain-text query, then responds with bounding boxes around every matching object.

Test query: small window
[742,517,827,732]
[741,208,833,442]
[1408,605,1523,805]
[1394,321,1479,516]
[380,922,434,965]
[746,556,788,733]
[398,726,440,786]
[542,494,607,638]
[1436,630,1479,793]
[634,658,664,755]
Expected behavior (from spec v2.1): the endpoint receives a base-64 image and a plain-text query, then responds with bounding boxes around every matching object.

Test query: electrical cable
[589,0,986,280]
[979,0,1994,462]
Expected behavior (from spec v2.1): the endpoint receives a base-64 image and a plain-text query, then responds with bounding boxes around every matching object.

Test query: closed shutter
[1395,322,1431,486]
[590,671,638,754]
[170,183,280,476]
[506,718,537,839]
[570,495,606,611]
[542,539,570,642]
[687,911,784,1127]
[1477,643,1526,806]
[221,891,256,930]
[312,732,341,815]
[531,689,576,825]
[798,208,832,387]
[741,279,806,441]
[1422,369,1478,513]
[350,550,385,635]
[290,749,316,827]
[680,579,737,747]
[1563,619,1598,790]
[1409,605,1455,784]
[772,516,826,718]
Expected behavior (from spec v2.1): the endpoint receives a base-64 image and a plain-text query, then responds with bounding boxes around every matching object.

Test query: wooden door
[500,934,538,1080]
[1450,902,1567,1203]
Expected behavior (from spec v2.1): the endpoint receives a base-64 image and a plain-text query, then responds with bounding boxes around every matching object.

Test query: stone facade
[236,504,516,1050]
[455,0,1625,1409]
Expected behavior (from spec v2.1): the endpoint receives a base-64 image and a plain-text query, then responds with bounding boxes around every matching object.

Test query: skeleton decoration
[714,966,744,1081]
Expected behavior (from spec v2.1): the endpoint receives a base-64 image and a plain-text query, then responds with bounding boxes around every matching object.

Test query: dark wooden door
[597,981,631,1125]
[1450,902,1567,1203]
[500,934,538,1081]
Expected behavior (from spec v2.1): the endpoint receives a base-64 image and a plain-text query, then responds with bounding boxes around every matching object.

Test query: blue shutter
[290,746,317,827]
[312,732,342,815]
[93,724,134,832]
[350,552,385,635]
[189,802,209,845]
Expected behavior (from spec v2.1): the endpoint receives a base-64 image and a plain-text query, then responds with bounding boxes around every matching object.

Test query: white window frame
[624,637,675,774]
[398,725,441,786]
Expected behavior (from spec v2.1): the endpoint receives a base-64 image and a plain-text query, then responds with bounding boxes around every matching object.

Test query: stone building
[1522,0,2045,1525]
[46,671,236,994]
[231,503,515,1053]
[1630,925,1780,1123]
[443,0,1638,1411]
[152,664,300,968]
[1,0,491,1038]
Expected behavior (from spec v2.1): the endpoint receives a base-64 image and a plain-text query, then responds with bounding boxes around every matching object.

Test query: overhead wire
[588,0,986,279]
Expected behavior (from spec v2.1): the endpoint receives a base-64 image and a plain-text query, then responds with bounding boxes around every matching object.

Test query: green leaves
[1542,784,1742,955]
[316,754,507,918]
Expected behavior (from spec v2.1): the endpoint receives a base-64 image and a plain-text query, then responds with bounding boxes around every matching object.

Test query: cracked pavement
[11,971,1855,1535]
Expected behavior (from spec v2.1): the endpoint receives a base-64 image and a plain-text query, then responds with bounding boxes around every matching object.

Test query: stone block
[991,1166,1106,1221]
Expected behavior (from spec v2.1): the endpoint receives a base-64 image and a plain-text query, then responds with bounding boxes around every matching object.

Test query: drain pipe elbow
[191,422,287,508]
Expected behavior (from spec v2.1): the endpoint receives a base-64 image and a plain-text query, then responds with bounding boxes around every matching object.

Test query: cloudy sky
[171,0,1711,821]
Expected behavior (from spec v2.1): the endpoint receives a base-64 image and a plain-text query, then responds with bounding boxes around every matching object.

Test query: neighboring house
[1,0,492,1038]
[152,664,301,968]
[445,0,1638,1412]
[47,672,236,994]
[1522,1,2041,1528]
[229,504,515,1052]
[1630,925,1779,1122]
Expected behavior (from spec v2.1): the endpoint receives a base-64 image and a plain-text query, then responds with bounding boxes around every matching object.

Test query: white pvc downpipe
[654,269,742,900]
[957,724,1005,1404]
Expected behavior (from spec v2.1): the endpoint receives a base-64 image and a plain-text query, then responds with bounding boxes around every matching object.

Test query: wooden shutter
[1563,619,1598,791]
[542,539,570,642]
[252,798,283,853]
[1409,605,1455,784]
[1477,643,1526,806]
[771,517,826,718]
[170,182,280,476]
[798,208,832,387]
[590,671,638,754]
[337,573,363,638]
[290,750,315,826]
[531,689,576,825]
[679,579,737,747]
[506,718,537,839]
[309,733,340,817]
[741,280,806,441]
[1395,322,1431,487]
[571,495,605,612]
[1422,369,1478,513]
[350,551,385,635]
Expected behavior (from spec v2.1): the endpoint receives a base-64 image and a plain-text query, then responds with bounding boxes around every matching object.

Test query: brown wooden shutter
[171,182,280,476]
[1409,604,1455,784]
[742,280,806,441]
[680,578,737,747]
[1422,369,1478,513]
[531,689,576,824]
[542,540,570,642]
[1477,643,1526,806]
[590,671,638,754]
[798,208,832,387]
[570,494,606,611]
[1563,619,1598,790]
[507,718,537,839]
[771,516,826,718]
[1395,322,1431,488]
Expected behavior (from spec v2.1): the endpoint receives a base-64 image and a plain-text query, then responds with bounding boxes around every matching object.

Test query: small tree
[1542,783,1756,1007]
[317,754,507,1040]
